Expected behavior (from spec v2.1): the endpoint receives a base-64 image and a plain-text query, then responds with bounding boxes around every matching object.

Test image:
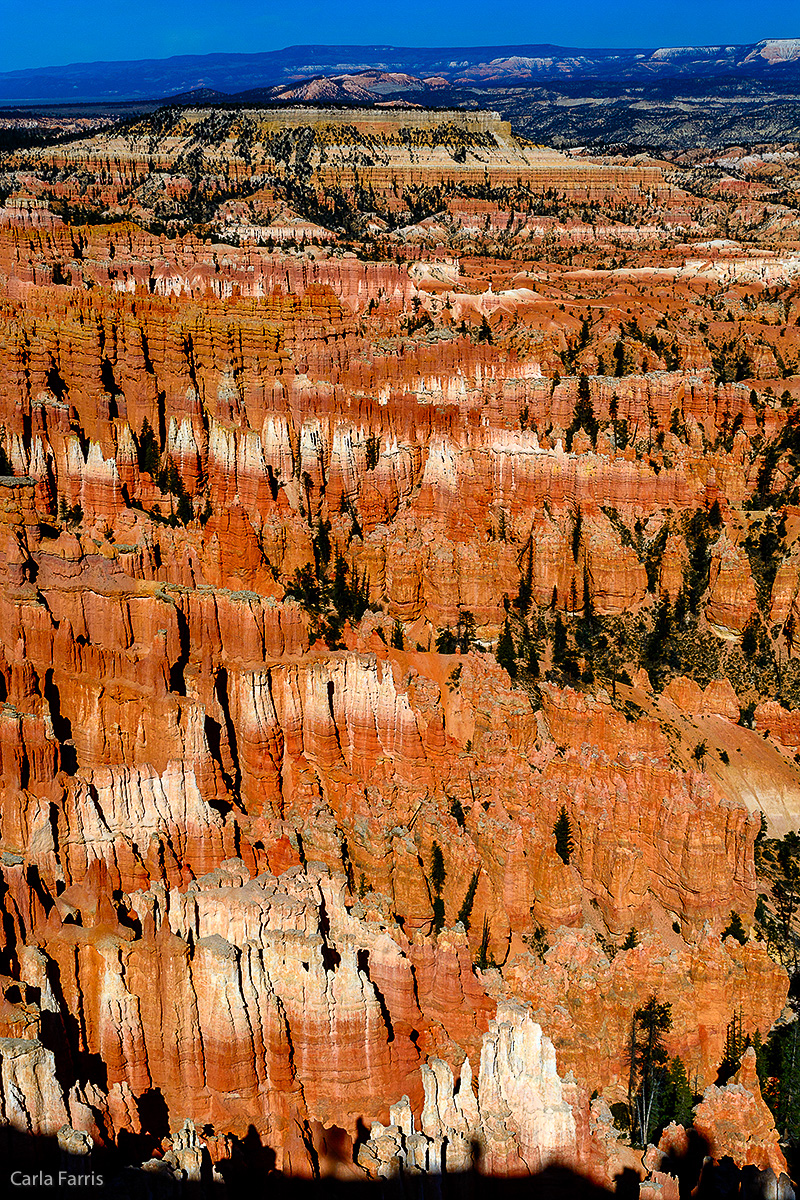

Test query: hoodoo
[0,90,798,1195]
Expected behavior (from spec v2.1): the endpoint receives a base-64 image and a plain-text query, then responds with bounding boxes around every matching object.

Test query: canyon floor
[0,105,799,1195]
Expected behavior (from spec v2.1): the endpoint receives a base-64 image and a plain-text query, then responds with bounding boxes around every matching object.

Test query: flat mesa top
[182,105,506,130]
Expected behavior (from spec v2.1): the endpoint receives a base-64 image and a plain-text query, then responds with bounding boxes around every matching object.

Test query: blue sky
[2,0,797,74]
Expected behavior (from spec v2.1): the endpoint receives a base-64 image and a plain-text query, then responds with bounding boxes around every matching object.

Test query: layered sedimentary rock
[0,106,797,1187]
[7,108,669,222]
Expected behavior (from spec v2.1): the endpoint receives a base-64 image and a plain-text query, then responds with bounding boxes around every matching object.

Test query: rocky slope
[5,41,800,153]
[3,39,800,104]
[0,106,797,1191]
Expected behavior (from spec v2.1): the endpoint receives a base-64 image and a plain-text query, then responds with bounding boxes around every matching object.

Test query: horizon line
[2,35,799,78]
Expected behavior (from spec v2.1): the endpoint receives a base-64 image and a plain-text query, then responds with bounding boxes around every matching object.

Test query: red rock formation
[692,1048,787,1174]
[503,928,786,1096]
[0,110,796,1182]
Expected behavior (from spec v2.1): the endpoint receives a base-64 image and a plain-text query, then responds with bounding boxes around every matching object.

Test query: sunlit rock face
[0,105,797,1184]
[359,1005,580,1178]
[691,1048,787,1175]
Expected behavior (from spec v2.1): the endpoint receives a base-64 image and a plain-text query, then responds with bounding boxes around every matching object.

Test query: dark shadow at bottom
[3,1123,793,1200]
[0,1127,620,1200]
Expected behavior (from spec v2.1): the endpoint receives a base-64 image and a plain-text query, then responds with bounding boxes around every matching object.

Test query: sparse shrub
[446,665,462,690]
[692,741,708,768]
[524,920,549,961]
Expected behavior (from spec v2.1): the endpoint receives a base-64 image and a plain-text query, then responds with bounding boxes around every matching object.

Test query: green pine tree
[331,553,349,617]
[496,620,517,678]
[662,1056,693,1128]
[574,373,599,445]
[160,455,182,496]
[458,872,480,931]
[722,911,747,944]
[314,519,331,570]
[436,627,457,653]
[176,492,193,524]
[430,842,446,896]
[553,614,568,666]
[476,915,492,969]
[778,1023,800,1140]
[517,545,533,614]
[629,996,672,1146]
[752,1029,769,1088]
[457,610,476,654]
[719,1010,747,1083]
[554,806,575,866]
[138,418,160,476]
[521,625,540,675]
[432,895,445,933]
[365,432,380,470]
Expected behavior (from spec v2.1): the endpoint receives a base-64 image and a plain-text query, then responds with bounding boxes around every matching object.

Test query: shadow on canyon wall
[1,1121,776,1200]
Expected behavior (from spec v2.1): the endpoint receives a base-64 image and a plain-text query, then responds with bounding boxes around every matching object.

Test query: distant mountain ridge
[3,39,800,103]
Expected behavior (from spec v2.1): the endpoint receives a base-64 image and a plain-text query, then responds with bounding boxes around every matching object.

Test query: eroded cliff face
[0,107,797,1186]
[359,1005,579,1177]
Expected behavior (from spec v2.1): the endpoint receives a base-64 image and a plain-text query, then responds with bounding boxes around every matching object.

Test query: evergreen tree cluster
[494,525,751,700]
[606,996,800,1155]
[436,610,477,655]
[715,1008,800,1155]
[627,996,673,1146]
[286,543,371,647]
[135,420,194,524]
[755,829,800,968]
[682,508,713,616]
[495,494,791,704]
[493,546,544,683]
